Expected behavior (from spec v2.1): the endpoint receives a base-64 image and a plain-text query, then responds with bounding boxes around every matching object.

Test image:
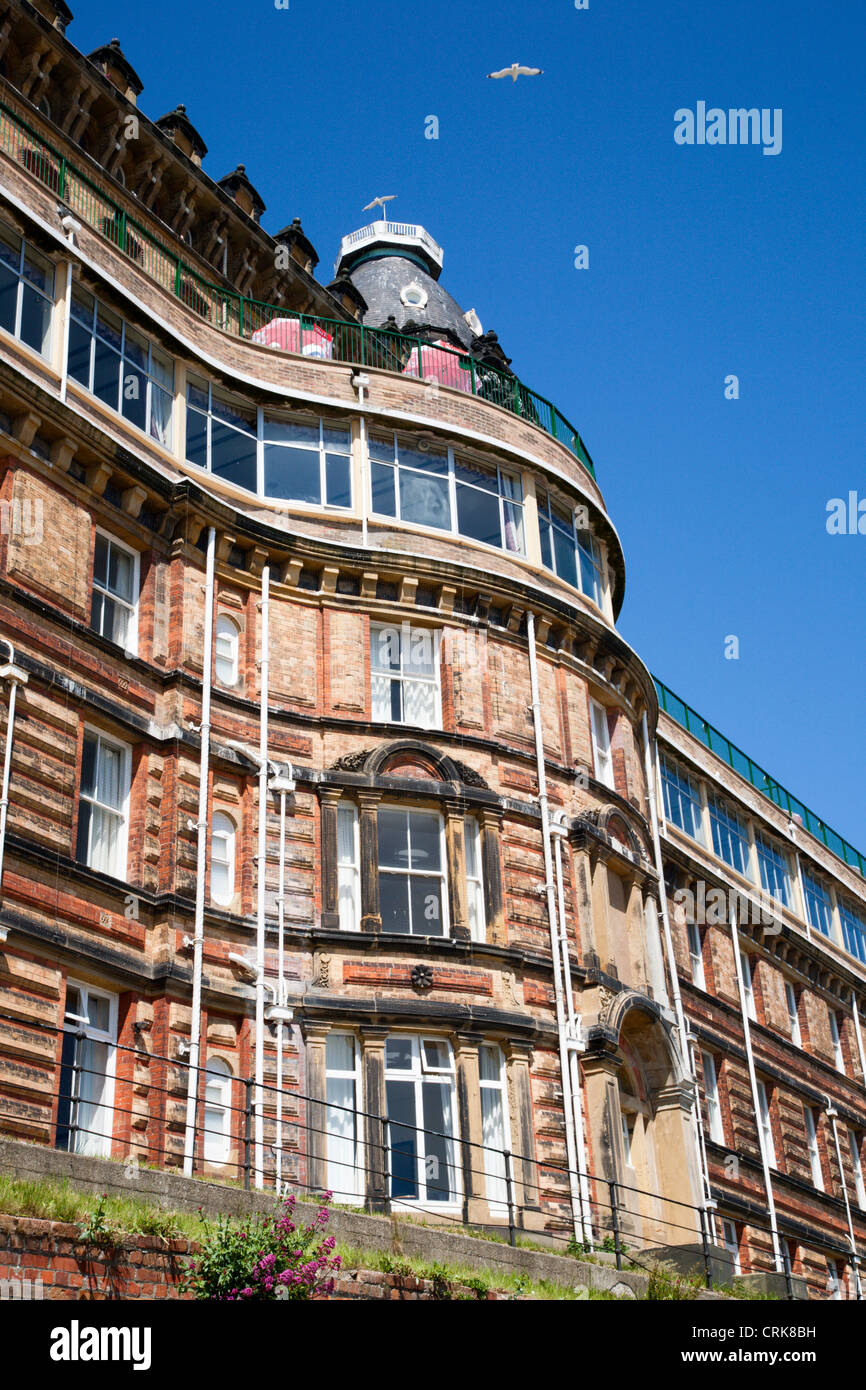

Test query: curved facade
[0,2,864,1299]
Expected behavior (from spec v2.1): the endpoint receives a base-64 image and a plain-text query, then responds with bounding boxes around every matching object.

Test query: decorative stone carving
[451,759,489,789]
[315,952,331,988]
[410,965,434,991]
[330,750,370,772]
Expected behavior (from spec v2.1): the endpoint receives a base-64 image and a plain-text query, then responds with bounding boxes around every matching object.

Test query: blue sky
[68,0,865,848]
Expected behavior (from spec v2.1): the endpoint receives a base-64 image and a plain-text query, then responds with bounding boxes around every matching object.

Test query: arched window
[215,615,240,685]
[211,812,236,906]
[203,1058,232,1164]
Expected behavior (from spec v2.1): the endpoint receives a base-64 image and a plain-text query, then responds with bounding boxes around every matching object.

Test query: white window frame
[384,1035,460,1209]
[804,1106,824,1191]
[829,1010,845,1074]
[589,698,614,790]
[261,413,353,511]
[478,1043,510,1216]
[688,921,705,990]
[69,287,173,445]
[91,528,139,655]
[76,728,131,879]
[659,754,705,845]
[203,1057,233,1165]
[849,1131,866,1209]
[708,795,753,881]
[465,817,486,943]
[57,981,117,1158]
[214,614,240,685]
[785,982,802,1048]
[702,1051,724,1144]
[537,485,604,604]
[802,870,833,938]
[368,432,527,558]
[721,1218,741,1277]
[337,802,361,932]
[756,1079,777,1168]
[377,806,450,938]
[740,952,756,1022]
[210,811,236,907]
[325,1032,363,1201]
[370,622,441,730]
[755,832,792,909]
[0,218,55,358]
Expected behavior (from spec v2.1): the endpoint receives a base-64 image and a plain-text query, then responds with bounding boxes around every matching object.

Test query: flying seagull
[487,64,544,82]
[363,195,397,218]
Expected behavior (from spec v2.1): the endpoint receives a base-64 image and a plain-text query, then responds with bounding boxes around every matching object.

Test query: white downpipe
[641,713,715,1243]
[274,784,287,1190]
[526,611,584,1241]
[851,992,866,1088]
[825,1101,863,1299]
[0,639,27,911]
[59,258,74,405]
[358,415,369,549]
[255,564,271,1190]
[551,813,594,1247]
[730,909,783,1272]
[183,525,216,1176]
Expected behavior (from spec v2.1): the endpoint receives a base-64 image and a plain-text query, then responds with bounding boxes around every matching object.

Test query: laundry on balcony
[402,339,472,391]
[251,316,334,358]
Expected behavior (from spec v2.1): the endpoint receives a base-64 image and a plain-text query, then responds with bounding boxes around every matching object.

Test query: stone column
[653,1082,703,1243]
[503,1041,543,1229]
[360,1028,389,1211]
[302,1023,329,1197]
[580,1041,623,1236]
[454,1033,488,1224]
[318,787,342,930]
[444,800,470,940]
[479,807,505,945]
[358,791,381,934]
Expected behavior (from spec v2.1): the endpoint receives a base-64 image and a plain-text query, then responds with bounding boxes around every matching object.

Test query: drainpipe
[0,640,28,929]
[851,992,866,1087]
[58,215,80,406]
[730,907,783,1272]
[268,762,296,1191]
[352,376,370,549]
[825,1100,863,1299]
[254,564,271,1190]
[551,810,594,1247]
[526,610,584,1242]
[641,713,715,1243]
[183,525,216,1176]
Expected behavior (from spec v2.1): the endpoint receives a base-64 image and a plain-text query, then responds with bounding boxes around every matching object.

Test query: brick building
[0,1,862,1300]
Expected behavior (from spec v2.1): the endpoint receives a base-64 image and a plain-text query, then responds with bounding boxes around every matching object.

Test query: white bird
[487,63,544,82]
[363,195,397,214]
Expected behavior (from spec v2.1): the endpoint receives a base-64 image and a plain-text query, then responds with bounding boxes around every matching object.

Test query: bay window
[465,818,486,942]
[370,623,440,728]
[479,1044,509,1214]
[337,802,360,932]
[709,795,752,878]
[90,531,138,652]
[75,730,130,878]
[69,288,172,444]
[0,220,54,357]
[755,833,791,908]
[263,415,351,508]
[385,1036,459,1205]
[56,983,116,1157]
[325,1033,361,1201]
[368,433,526,554]
[839,900,866,965]
[378,808,447,936]
[802,870,833,938]
[538,487,603,604]
[203,1058,233,1165]
[660,755,705,844]
[185,375,256,491]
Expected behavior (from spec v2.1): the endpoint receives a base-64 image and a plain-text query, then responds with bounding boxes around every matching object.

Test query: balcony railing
[655,677,866,881]
[0,96,595,479]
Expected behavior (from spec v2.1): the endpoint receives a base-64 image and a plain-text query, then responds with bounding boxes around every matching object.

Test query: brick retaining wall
[0,1215,194,1300]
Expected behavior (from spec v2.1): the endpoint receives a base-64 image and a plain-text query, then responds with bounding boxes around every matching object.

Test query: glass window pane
[19,285,51,354]
[385,1037,413,1070]
[552,527,578,588]
[380,873,411,933]
[326,1033,356,1072]
[264,443,321,503]
[325,453,351,507]
[121,365,147,432]
[453,456,497,492]
[408,812,441,870]
[322,426,350,451]
[263,418,319,445]
[67,320,92,386]
[386,1078,419,1198]
[421,1081,455,1201]
[456,483,502,547]
[368,434,395,464]
[398,470,451,530]
[185,406,208,467]
[211,420,257,491]
[378,809,407,867]
[410,877,443,935]
[93,340,120,409]
[371,462,396,516]
[402,678,436,727]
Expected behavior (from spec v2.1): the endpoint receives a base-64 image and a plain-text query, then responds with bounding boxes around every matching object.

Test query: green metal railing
[0,94,595,479]
[654,678,866,880]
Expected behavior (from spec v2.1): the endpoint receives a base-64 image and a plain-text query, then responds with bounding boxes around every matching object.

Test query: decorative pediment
[329,740,489,789]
